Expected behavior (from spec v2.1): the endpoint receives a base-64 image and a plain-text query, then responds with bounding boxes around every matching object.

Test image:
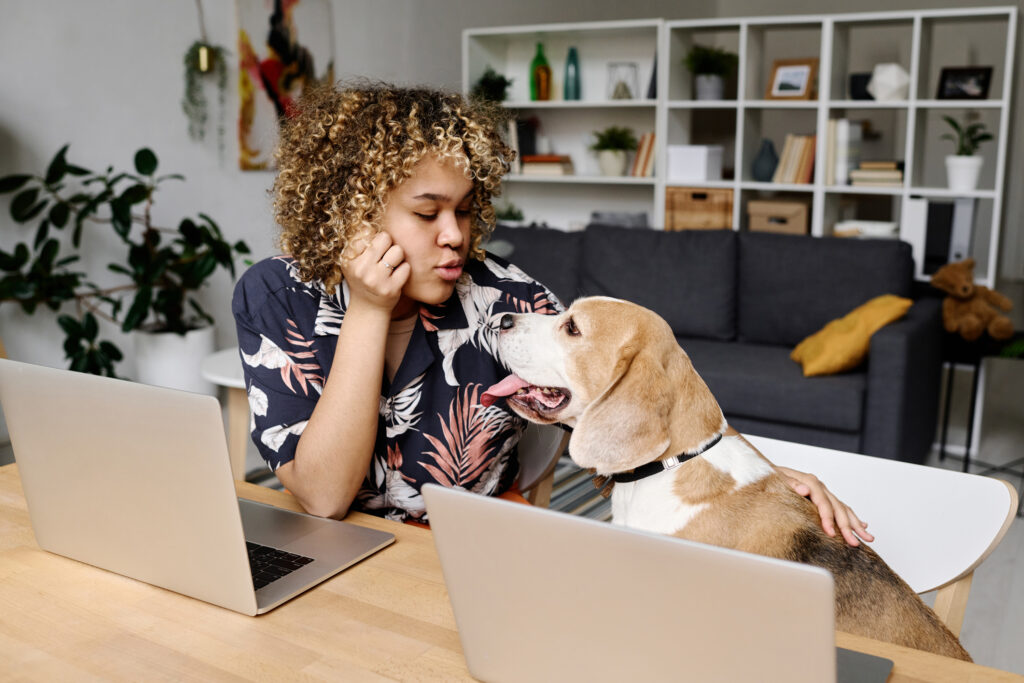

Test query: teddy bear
[930,258,1014,341]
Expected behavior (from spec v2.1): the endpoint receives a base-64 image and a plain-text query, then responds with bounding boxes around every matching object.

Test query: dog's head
[483,297,725,475]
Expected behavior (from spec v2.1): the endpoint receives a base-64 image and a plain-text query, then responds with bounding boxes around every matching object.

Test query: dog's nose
[499,314,515,330]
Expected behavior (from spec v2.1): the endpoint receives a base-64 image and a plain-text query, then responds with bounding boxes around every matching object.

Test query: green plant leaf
[57,314,84,337]
[122,285,152,331]
[64,164,91,176]
[119,183,150,205]
[45,144,70,185]
[179,218,201,246]
[82,312,98,341]
[33,219,50,250]
[99,341,124,361]
[233,240,251,254]
[10,188,40,222]
[0,243,30,271]
[0,174,32,194]
[156,173,186,183]
[108,263,133,276]
[134,148,158,176]
[48,201,70,228]
[21,200,49,223]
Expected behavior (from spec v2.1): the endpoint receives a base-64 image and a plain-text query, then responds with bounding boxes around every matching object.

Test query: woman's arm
[277,233,410,518]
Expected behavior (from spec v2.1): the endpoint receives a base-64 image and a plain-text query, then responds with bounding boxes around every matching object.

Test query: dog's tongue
[481,374,531,407]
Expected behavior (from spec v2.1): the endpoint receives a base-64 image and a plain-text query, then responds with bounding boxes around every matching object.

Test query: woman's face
[380,154,474,316]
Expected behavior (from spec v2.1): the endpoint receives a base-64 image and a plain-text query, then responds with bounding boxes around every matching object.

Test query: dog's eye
[564,317,580,337]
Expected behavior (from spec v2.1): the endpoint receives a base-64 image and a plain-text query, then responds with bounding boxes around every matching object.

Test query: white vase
[695,74,724,100]
[134,325,216,395]
[945,155,983,192]
[597,149,628,176]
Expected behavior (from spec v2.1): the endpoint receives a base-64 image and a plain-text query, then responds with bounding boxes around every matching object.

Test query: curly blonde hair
[273,81,514,289]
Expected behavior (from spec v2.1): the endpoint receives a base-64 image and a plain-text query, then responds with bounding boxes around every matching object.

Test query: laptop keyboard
[246,542,314,590]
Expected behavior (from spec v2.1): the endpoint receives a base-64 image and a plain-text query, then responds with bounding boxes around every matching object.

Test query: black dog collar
[610,433,723,484]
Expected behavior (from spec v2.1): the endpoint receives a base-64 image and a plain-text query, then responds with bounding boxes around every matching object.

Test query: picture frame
[936,66,993,100]
[765,58,819,100]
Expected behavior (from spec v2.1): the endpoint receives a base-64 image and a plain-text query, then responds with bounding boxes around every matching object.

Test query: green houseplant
[683,45,738,100]
[471,65,513,102]
[0,145,249,377]
[941,115,992,191]
[590,126,638,176]
[182,0,228,158]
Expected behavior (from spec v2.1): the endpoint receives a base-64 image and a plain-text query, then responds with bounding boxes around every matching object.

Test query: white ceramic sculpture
[867,63,910,101]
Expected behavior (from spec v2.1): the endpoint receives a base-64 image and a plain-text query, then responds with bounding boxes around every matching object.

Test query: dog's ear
[662,345,725,454]
[569,346,672,474]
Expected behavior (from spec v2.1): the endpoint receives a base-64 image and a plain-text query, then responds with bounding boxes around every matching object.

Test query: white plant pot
[945,155,983,192]
[695,74,725,100]
[597,149,628,176]
[134,325,216,395]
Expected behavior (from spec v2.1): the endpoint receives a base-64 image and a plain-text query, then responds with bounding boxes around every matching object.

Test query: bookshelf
[463,8,1016,285]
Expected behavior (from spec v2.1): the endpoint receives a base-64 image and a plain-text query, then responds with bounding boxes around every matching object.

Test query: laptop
[423,484,894,683]
[0,358,394,615]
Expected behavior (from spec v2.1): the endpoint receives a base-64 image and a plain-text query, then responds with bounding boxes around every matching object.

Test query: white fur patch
[611,474,708,535]
[702,437,774,489]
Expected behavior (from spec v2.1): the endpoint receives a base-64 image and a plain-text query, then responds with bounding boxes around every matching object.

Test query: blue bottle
[564,46,581,100]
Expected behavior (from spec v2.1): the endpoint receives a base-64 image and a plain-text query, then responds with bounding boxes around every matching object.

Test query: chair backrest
[747,434,1017,636]
[517,423,570,507]
[747,434,1016,593]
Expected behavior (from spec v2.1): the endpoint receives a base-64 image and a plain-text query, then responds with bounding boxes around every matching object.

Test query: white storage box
[666,145,723,182]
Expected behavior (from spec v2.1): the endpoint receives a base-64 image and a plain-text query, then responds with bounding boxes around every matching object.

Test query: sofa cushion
[487,224,583,305]
[580,225,737,340]
[738,232,913,346]
[679,337,866,432]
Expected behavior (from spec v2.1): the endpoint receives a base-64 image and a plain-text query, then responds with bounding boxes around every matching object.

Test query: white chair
[748,434,1018,637]
[517,423,571,508]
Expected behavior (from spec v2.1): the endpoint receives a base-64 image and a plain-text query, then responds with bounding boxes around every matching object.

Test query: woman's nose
[437,211,464,248]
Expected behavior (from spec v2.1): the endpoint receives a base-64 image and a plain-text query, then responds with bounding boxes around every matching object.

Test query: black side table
[937,331,1024,515]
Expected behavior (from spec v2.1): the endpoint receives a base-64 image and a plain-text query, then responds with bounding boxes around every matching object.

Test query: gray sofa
[488,223,943,464]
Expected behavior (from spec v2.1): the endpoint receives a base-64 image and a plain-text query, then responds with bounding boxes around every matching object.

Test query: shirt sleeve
[232,265,326,471]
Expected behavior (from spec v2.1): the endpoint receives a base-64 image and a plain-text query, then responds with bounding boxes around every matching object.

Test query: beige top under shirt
[384,313,418,382]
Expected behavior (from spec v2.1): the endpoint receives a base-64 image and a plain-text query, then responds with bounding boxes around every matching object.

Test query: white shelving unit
[464,8,1015,286]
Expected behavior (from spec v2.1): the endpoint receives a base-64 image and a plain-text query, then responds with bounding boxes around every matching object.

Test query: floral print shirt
[232,253,562,522]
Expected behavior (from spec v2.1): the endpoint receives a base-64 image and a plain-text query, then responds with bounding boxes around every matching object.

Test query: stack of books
[630,132,656,177]
[519,154,575,176]
[849,161,904,187]
[771,134,815,184]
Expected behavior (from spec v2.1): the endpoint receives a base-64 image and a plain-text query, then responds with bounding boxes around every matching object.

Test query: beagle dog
[482,296,970,661]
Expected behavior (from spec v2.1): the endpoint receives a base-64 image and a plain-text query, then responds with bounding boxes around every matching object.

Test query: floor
[0,360,1020,673]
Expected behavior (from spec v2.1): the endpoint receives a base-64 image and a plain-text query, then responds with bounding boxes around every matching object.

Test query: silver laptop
[423,484,894,683]
[0,358,394,615]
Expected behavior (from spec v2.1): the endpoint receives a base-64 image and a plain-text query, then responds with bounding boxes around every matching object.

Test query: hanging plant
[182,0,229,159]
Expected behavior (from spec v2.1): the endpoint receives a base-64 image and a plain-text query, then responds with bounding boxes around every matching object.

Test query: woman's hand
[340,232,411,313]
[776,466,874,546]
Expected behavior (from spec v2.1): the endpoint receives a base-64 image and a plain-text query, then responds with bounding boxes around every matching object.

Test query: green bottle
[530,42,551,101]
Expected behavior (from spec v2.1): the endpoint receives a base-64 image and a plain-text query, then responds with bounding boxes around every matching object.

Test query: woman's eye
[415,212,438,221]
[456,208,472,217]
[564,317,580,337]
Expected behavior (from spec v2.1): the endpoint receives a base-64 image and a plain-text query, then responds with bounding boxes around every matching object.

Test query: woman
[233,82,871,546]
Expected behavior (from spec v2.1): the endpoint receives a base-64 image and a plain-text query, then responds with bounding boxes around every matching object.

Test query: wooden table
[1,464,1020,682]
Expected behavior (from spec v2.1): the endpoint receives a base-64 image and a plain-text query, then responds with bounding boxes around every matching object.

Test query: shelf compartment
[666,107,738,180]
[666,24,741,101]
[500,181,656,232]
[741,108,817,184]
[909,107,1001,190]
[737,189,815,234]
[465,22,658,106]
[829,18,913,102]
[918,14,1011,101]
[744,22,822,100]
[822,192,903,238]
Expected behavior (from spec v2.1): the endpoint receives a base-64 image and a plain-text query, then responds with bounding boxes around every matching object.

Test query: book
[642,133,656,177]
[849,169,902,181]
[797,135,816,184]
[859,160,900,170]
[630,133,651,176]
[772,134,795,183]
[824,119,837,185]
[520,155,574,176]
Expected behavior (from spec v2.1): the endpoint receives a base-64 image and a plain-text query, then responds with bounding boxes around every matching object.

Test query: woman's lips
[436,262,463,281]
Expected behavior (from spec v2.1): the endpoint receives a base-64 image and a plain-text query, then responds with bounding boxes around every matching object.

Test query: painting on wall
[237,0,335,170]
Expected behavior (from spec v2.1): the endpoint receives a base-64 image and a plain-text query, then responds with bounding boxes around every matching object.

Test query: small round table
[199,348,249,480]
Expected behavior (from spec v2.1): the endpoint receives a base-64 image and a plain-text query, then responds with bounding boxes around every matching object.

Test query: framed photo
[936,67,993,100]
[765,58,819,100]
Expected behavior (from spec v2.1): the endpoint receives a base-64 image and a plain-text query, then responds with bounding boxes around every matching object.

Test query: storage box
[666,145,723,182]
[747,200,809,235]
[665,187,733,231]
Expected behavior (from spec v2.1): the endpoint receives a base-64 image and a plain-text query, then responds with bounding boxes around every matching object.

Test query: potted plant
[590,126,638,176]
[471,65,513,102]
[683,44,738,100]
[0,145,249,391]
[941,115,992,192]
[182,0,228,157]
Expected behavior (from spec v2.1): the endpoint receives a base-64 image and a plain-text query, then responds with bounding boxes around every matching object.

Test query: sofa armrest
[861,297,943,463]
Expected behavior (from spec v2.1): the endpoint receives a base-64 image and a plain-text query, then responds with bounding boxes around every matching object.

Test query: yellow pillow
[790,294,913,377]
